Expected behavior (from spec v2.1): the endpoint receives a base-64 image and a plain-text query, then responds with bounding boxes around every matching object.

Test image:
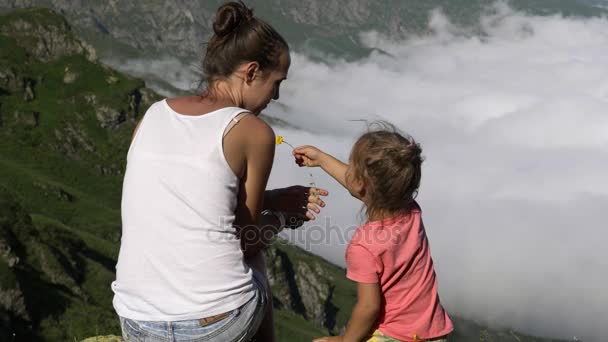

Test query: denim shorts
[119,271,268,342]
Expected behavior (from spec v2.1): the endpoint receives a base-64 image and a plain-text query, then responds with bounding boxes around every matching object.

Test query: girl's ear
[350,176,366,199]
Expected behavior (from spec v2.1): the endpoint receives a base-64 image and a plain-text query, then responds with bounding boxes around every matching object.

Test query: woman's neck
[203,79,243,107]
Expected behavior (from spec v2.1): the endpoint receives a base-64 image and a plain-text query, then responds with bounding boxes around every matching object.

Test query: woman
[111,2,326,341]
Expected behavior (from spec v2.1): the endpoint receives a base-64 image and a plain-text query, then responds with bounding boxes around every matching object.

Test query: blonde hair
[348,122,424,219]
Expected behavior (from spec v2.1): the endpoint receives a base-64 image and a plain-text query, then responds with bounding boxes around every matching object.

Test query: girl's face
[243,50,290,115]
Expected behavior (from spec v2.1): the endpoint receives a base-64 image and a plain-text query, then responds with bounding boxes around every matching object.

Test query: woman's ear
[244,61,260,83]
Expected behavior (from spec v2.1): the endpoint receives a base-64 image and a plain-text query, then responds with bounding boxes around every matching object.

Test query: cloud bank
[267,4,608,341]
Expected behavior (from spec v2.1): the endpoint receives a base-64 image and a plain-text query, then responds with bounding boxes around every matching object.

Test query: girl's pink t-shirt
[345,204,453,341]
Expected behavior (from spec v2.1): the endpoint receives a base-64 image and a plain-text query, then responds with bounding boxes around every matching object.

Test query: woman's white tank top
[112,99,254,321]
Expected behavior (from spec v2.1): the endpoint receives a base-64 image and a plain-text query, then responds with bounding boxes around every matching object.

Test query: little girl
[294,124,453,342]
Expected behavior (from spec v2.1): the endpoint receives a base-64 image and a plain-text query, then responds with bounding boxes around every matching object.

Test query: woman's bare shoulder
[234,114,275,144]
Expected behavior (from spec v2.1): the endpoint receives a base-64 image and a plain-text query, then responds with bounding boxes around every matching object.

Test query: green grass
[0,9,151,340]
[275,308,328,342]
[0,22,150,240]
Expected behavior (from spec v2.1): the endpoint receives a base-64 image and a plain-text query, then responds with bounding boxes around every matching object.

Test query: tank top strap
[222,109,251,138]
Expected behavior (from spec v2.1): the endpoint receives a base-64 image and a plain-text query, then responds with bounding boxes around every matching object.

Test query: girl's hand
[312,336,343,342]
[293,145,326,168]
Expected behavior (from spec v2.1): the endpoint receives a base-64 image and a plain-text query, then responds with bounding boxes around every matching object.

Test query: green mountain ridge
[0,8,572,342]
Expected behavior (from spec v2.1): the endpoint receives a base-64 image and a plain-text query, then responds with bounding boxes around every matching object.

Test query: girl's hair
[348,122,424,219]
[200,1,288,92]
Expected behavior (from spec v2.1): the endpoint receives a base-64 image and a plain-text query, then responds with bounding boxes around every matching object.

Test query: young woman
[112,2,327,341]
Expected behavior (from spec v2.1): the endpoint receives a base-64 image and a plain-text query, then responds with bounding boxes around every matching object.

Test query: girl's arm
[293,146,362,201]
[313,282,382,342]
[343,282,382,341]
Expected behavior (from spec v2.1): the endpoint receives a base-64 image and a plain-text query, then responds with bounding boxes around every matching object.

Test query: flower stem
[282,140,295,150]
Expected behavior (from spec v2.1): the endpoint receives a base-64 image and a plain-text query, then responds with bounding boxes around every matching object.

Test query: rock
[106,76,118,85]
[80,40,98,62]
[13,110,39,127]
[295,261,333,325]
[139,87,160,112]
[0,9,91,62]
[0,239,19,267]
[63,67,78,83]
[265,245,307,315]
[94,164,122,176]
[57,188,74,202]
[32,182,76,202]
[81,335,123,342]
[128,89,141,115]
[23,79,35,101]
[265,244,338,330]
[84,94,97,105]
[65,123,94,152]
[0,287,29,321]
[0,68,21,93]
[52,122,96,158]
[95,106,125,129]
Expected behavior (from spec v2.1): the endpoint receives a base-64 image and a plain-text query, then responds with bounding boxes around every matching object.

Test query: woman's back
[112,99,255,321]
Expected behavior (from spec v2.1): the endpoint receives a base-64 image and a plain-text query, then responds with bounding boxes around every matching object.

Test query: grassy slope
[0,33,133,218]
[0,8,156,341]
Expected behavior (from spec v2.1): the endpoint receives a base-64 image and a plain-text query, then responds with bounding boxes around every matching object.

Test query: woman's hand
[293,145,327,168]
[312,336,343,342]
[265,186,328,221]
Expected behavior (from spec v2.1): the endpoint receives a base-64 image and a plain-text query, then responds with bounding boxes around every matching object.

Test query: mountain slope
[0,7,159,340]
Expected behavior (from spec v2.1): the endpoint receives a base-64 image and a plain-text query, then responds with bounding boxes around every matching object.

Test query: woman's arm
[231,115,280,258]
[313,282,382,342]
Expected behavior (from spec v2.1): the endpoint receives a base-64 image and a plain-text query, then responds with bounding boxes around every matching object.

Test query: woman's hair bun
[213,1,254,37]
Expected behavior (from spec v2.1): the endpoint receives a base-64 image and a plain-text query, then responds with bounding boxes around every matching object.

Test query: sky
[108,3,608,341]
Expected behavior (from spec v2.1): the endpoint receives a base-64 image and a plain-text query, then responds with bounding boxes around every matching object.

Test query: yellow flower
[275,135,294,149]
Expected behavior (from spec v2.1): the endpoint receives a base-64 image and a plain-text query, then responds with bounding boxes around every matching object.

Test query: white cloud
[266,5,608,342]
[102,56,201,97]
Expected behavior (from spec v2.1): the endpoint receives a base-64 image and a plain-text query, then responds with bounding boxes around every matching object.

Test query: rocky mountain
[0,0,605,63]
[0,7,574,342]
